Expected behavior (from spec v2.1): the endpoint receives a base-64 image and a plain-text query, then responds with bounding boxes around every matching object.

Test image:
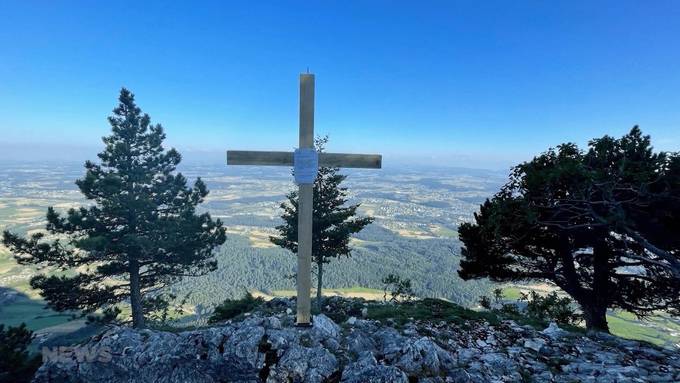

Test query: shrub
[520,291,582,326]
[367,298,499,327]
[479,295,492,310]
[209,293,264,323]
[144,293,191,326]
[381,274,415,303]
[478,288,581,327]
[86,306,121,325]
[0,323,42,383]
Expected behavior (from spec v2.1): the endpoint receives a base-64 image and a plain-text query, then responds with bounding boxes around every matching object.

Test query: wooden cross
[227,74,382,325]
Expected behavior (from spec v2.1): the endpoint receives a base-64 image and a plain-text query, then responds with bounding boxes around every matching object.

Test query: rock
[345,329,378,356]
[608,365,642,378]
[267,345,338,383]
[313,314,341,338]
[361,307,368,317]
[541,322,567,339]
[373,327,407,361]
[266,316,282,329]
[523,338,546,352]
[395,337,451,377]
[285,308,293,315]
[341,352,408,383]
[29,297,680,383]
[402,324,418,336]
[480,352,511,375]
[484,334,497,346]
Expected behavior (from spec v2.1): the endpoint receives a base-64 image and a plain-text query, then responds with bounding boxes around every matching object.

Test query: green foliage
[270,136,374,310]
[478,295,492,310]
[0,323,41,383]
[478,288,522,315]
[367,298,499,327]
[143,293,191,326]
[459,127,680,331]
[86,306,121,325]
[520,291,582,326]
[482,289,581,326]
[209,293,264,323]
[381,274,415,302]
[317,297,367,323]
[2,89,226,328]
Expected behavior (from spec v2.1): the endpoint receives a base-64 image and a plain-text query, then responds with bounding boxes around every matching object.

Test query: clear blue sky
[1,1,679,169]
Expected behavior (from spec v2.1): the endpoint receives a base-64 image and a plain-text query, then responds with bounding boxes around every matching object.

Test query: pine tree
[270,137,373,311]
[0,323,41,383]
[2,88,226,328]
[458,127,680,332]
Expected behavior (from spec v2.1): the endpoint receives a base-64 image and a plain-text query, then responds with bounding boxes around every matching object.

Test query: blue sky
[1,1,679,169]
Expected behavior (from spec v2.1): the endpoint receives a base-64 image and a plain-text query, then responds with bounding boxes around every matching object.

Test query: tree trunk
[556,237,612,334]
[582,303,609,333]
[316,260,323,313]
[585,242,611,334]
[129,259,145,329]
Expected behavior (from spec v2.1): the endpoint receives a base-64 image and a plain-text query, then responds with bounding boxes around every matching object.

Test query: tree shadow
[0,286,74,330]
[0,286,106,351]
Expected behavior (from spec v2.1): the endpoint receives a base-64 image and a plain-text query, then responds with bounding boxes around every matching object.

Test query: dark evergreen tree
[0,323,41,383]
[270,137,373,311]
[458,127,680,332]
[2,89,226,328]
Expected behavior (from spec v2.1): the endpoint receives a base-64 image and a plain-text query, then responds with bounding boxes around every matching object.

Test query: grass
[607,311,680,348]
[607,313,662,345]
[338,287,383,294]
[501,286,680,348]
[209,293,264,323]
[0,295,74,330]
[269,287,384,298]
[367,298,500,327]
[432,226,459,238]
[501,287,523,300]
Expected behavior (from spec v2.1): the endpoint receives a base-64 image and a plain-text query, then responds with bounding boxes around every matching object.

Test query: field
[0,292,74,330]
[255,287,386,301]
[501,285,680,348]
[0,161,678,350]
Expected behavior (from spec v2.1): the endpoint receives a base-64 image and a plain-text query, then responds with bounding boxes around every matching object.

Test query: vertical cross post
[296,73,314,325]
[226,73,381,327]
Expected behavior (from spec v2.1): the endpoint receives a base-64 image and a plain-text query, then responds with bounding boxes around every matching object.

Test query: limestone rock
[31,297,680,383]
[541,322,567,339]
[313,314,341,338]
[341,352,408,383]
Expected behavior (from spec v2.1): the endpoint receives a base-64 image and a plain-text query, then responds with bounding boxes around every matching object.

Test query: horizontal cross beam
[227,150,292,166]
[227,150,382,169]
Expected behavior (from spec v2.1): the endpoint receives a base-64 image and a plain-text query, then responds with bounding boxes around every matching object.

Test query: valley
[1,160,678,349]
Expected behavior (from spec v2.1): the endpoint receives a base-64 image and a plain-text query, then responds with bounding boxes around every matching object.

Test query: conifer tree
[0,323,41,383]
[459,127,680,332]
[270,137,373,311]
[2,89,226,328]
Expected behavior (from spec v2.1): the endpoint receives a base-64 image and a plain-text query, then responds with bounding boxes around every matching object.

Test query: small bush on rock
[381,274,415,303]
[520,291,582,326]
[209,293,264,323]
[86,306,122,325]
[478,289,582,327]
[368,298,499,327]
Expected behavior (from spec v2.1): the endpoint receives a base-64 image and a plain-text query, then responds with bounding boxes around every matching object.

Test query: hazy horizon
[1,123,674,171]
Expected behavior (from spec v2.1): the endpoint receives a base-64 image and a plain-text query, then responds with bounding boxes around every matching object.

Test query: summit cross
[227,73,382,326]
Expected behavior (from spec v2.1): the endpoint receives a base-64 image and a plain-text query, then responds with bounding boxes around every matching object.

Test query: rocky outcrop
[33,298,680,383]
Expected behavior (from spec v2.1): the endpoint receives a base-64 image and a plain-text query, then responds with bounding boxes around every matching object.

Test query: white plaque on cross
[293,148,319,185]
[227,74,382,325]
